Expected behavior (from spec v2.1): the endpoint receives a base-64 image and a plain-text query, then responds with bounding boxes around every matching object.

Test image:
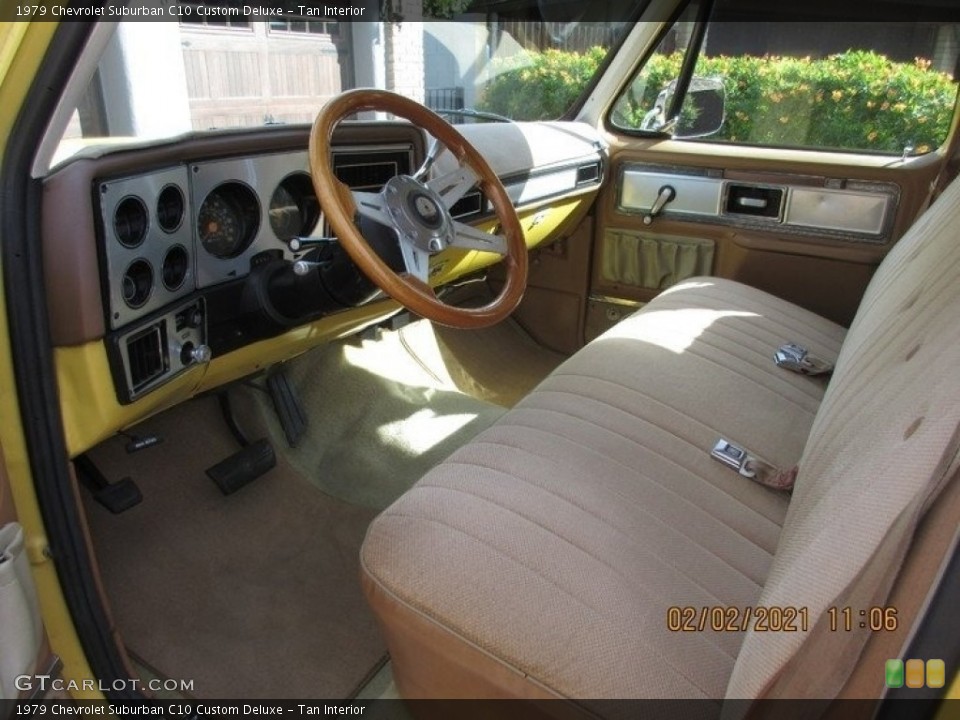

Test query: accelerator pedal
[206,439,276,495]
[266,368,308,447]
[75,454,143,514]
[207,390,277,495]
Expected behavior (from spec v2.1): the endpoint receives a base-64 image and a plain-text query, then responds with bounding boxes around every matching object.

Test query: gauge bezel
[161,244,190,291]
[269,172,321,242]
[121,258,154,309]
[197,181,262,260]
[157,184,186,234]
[114,195,149,248]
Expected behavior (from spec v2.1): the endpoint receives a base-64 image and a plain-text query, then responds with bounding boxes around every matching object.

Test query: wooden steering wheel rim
[308,88,528,329]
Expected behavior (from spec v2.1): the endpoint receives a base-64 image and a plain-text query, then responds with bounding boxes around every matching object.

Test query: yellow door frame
[0,19,101,699]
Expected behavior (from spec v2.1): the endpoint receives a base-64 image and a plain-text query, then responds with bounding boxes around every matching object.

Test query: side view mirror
[640,76,726,138]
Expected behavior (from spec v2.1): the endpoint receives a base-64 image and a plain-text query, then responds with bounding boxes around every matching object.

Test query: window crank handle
[644,185,676,225]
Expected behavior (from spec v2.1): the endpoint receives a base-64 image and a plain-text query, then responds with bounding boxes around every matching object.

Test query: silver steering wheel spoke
[449,220,508,255]
[398,238,431,284]
[427,165,479,211]
[352,190,393,227]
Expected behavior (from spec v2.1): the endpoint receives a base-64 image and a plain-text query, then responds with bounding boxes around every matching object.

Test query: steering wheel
[308,89,528,329]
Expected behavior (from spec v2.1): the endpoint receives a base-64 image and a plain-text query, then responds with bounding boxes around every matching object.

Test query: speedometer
[197,182,260,259]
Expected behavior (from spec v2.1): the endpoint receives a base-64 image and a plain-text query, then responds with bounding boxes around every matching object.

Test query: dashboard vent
[332,147,413,191]
[450,191,484,220]
[126,323,167,393]
[576,161,601,186]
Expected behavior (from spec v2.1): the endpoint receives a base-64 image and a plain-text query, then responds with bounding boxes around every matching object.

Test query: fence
[425,86,466,122]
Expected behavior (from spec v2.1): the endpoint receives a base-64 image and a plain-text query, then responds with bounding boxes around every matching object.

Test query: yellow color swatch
[926,659,946,689]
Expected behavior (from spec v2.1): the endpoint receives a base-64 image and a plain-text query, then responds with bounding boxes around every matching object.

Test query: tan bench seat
[359,178,960,704]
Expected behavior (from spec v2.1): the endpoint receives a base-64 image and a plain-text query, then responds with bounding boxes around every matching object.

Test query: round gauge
[157,184,185,233]
[197,182,260,259]
[122,259,153,308]
[162,245,189,291]
[269,173,320,242]
[114,196,148,248]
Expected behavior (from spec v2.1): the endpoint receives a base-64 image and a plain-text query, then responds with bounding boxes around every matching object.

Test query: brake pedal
[75,454,143,514]
[206,439,276,495]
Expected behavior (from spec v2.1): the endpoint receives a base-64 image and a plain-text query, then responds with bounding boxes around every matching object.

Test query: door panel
[590,138,945,330]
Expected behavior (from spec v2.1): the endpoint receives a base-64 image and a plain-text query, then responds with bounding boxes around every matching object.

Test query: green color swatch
[885,659,904,688]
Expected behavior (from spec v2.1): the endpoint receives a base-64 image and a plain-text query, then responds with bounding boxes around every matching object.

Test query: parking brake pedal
[266,368,308,447]
[75,454,143,514]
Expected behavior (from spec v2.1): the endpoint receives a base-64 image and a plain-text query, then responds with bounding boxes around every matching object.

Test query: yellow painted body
[0,19,105,699]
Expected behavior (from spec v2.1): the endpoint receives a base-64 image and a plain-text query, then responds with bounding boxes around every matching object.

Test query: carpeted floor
[246,327,507,509]
[430,318,567,408]
[83,395,383,700]
[81,314,567,700]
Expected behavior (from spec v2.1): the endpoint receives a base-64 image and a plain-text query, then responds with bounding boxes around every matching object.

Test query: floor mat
[246,331,506,510]
[83,396,383,700]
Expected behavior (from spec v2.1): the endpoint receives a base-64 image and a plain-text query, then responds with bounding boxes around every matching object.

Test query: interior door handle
[644,185,676,225]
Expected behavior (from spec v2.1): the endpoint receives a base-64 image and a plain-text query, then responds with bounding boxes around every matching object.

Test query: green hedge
[478,47,608,121]
[478,49,957,154]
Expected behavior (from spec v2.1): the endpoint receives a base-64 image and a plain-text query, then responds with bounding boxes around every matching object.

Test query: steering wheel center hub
[411,193,441,226]
[384,175,454,253]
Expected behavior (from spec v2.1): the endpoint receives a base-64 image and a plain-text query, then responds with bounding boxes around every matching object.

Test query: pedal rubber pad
[206,438,276,495]
[267,371,308,448]
[94,478,143,514]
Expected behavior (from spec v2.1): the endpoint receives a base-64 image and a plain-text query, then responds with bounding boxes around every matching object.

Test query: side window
[612,2,960,156]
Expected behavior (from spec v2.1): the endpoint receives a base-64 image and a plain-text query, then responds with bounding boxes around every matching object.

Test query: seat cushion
[360,277,846,700]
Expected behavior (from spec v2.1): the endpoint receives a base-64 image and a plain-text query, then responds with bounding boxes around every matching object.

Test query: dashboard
[42,120,605,453]
[97,142,418,402]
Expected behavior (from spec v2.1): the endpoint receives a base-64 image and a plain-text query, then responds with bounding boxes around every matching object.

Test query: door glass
[612,1,960,156]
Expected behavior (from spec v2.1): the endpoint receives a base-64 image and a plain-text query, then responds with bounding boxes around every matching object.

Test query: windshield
[57,9,630,161]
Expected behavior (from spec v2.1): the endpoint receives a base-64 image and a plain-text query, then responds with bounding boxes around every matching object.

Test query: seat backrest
[725,177,960,699]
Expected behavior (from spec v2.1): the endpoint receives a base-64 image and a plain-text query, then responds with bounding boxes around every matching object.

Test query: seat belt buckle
[710,438,797,491]
[710,439,754,477]
[774,343,833,376]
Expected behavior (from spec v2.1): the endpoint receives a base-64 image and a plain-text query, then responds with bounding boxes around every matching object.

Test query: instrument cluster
[96,143,415,403]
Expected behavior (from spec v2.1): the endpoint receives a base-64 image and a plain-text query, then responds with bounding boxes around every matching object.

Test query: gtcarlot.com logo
[14,675,195,694]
